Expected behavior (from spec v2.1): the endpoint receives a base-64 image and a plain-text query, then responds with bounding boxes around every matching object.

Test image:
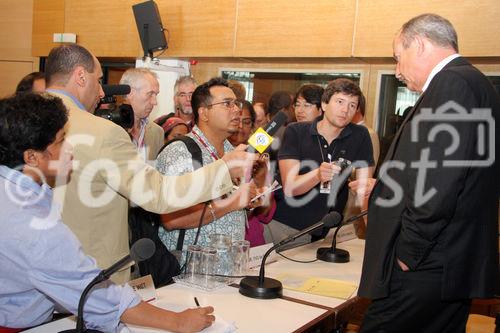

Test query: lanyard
[191,129,220,161]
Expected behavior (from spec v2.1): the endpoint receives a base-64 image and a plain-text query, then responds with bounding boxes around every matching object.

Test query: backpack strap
[157,135,203,170]
[157,135,204,251]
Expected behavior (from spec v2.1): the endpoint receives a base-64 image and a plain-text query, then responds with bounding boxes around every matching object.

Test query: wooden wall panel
[0,61,36,98]
[0,0,37,96]
[0,0,34,61]
[235,0,356,57]
[354,0,500,57]
[159,0,236,57]
[64,0,142,57]
[32,0,64,56]
[49,0,237,58]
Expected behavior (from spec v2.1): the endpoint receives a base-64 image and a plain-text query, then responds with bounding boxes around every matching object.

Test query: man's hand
[317,162,341,183]
[397,258,410,271]
[228,181,258,210]
[252,158,268,188]
[221,144,258,181]
[348,177,376,199]
[175,306,215,333]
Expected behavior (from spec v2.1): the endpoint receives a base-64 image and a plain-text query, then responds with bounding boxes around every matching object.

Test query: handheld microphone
[239,211,341,299]
[247,111,288,154]
[60,238,156,333]
[102,84,131,97]
[316,210,368,263]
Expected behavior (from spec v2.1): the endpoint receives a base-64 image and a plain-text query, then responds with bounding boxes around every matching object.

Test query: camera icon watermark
[411,100,495,167]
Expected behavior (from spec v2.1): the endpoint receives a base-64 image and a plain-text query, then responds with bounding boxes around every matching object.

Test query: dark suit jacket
[359,57,499,300]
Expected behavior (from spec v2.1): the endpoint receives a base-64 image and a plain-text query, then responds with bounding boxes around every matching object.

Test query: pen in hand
[194,297,200,307]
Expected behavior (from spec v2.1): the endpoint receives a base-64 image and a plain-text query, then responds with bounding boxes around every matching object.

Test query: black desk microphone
[239,211,341,299]
[60,238,155,333]
[316,211,368,263]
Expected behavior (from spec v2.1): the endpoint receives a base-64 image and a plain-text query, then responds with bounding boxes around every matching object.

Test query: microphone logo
[248,128,274,154]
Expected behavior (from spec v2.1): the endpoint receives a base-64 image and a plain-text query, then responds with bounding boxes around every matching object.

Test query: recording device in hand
[316,210,368,263]
[247,111,288,154]
[239,211,341,299]
[59,238,155,333]
[320,157,352,194]
[94,84,134,130]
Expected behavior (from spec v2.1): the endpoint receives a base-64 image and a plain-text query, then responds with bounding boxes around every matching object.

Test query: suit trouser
[359,265,471,333]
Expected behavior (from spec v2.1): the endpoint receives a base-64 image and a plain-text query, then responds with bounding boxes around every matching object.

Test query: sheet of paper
[277,273,357,300]
[251,180,281,202]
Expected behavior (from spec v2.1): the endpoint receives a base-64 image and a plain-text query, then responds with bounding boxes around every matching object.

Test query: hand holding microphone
[221,144,258,181]
[246,111,288,154]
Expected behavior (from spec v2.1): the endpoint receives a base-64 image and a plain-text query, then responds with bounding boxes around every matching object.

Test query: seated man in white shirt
[0,93,214,332]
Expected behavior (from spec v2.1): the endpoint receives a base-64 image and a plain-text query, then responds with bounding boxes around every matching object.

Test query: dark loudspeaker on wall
[132,0,168,58]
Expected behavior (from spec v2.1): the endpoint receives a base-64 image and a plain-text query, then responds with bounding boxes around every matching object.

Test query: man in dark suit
[357,14,499,333]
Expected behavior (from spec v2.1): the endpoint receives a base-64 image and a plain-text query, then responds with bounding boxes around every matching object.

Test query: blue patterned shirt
[156,126,246,261]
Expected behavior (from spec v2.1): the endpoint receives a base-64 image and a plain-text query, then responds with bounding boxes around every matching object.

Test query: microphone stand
[60,273,108,333]
[60,238,155,333]
[238,243,284,299]
[239,212,341,299]
[316,211,368,263]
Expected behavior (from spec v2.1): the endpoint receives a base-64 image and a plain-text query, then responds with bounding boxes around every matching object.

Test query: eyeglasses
[208,100,243,110]
[294,102,316,109]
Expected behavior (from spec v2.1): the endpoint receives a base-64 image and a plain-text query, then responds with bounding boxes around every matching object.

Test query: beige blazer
[144,121,164,161]
[52,92,233,283]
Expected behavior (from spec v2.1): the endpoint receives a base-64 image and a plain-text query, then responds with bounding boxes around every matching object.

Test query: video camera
[94,84,134,130]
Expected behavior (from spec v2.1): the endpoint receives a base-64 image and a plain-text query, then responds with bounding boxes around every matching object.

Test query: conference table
[24,237,366,333]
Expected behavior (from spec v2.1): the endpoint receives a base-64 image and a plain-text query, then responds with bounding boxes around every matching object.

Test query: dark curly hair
[0,93,68,168]
[191,77,229,124]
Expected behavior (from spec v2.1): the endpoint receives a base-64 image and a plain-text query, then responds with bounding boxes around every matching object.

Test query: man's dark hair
[15,72,45,94]
[322,78,363,107]
[191,77,229,124]
[0,94,68,168]
[295,84,324,109]
[45,44,96,86]
[268,91,292,117]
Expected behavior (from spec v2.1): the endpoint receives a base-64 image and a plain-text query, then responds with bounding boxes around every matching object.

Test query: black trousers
[359,266,471,333]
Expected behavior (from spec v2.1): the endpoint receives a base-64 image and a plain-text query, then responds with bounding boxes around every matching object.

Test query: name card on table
[248,243,278,269]
[127,275,157,302]
[325,223,357,243]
